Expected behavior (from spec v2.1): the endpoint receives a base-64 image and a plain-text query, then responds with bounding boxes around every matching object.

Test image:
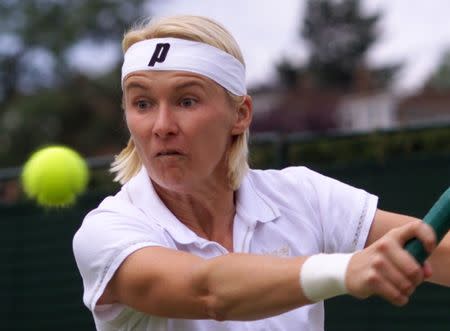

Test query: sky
[146,0,450,94]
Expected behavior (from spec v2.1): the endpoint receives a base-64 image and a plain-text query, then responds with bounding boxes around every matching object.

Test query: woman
[73,15,450,331]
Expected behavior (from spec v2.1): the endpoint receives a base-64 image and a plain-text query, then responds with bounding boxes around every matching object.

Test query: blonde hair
[111,15,249,190]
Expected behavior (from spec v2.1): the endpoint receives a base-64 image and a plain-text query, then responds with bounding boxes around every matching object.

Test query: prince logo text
[148,43,171,67]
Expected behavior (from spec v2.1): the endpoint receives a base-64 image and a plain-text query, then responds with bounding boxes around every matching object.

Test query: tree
[0,0,148,166]
[277,0,400,91]
[425,49,450,91]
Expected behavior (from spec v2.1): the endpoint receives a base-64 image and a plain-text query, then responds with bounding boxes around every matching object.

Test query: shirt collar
[235,172,280,225]
[124,167,280,245]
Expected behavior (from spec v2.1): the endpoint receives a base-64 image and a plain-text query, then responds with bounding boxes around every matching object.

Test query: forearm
[111,248,314,321]
[193,253,310,321]
[111,247,352,321]
[428,231,450,287]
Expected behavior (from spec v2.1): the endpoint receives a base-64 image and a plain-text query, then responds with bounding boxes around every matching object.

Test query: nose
[153,103,179,138]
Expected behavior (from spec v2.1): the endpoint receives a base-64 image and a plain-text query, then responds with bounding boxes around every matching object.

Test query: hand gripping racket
[404,187,450,264]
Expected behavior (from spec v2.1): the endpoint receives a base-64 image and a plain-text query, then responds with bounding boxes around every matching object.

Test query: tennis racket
[404,187,450,264]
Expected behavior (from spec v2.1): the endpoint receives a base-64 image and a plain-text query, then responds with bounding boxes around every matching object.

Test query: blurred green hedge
[250,125,450,169]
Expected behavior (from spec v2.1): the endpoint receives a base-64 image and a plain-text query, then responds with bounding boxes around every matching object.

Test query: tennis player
[73,15,450,331]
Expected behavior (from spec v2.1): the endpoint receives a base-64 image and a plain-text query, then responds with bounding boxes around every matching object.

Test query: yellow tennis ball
[21,146,89,207]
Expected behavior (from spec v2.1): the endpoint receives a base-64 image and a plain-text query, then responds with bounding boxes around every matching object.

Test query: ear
[231,95,253,135]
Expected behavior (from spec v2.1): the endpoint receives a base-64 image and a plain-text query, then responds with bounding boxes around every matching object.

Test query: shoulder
[75,188,147,237]
[240,167,330,218]
[76,166,162,237]
[72,185,167,262]
[247,166,331,196]
[245,166,368,213]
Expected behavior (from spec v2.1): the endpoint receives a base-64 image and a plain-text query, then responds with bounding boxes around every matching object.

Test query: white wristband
[300,253,354,302]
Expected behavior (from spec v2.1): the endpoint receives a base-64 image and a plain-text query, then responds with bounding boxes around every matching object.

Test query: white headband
[121,37,247,96]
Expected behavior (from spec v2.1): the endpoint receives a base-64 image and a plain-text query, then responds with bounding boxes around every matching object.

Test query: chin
[150,171,193,193]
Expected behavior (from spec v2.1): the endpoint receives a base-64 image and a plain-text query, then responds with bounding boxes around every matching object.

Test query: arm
[102,247,310,321]
[365,209,450,286]
[100,218,438,322]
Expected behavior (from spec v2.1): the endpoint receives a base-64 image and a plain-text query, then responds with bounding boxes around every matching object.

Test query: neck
[153,180,236,251]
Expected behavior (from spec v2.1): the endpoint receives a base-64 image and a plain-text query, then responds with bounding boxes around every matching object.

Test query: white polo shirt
[73,166,378,331]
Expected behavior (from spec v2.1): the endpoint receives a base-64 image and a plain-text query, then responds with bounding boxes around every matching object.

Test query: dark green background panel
[1,153,449,330]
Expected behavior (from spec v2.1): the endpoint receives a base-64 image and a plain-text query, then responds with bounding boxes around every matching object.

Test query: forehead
[123,70,221,93]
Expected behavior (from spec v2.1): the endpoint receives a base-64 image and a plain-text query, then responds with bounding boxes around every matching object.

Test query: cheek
[126,111,150,138]
[125,112,153,161]
[193,116,232,157]
[124,110,136,133]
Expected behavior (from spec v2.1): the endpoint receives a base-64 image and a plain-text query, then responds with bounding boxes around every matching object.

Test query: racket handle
[404,187,450,264]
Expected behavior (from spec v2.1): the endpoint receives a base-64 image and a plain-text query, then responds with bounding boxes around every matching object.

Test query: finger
[374,255,414,296]
[385,244,425,286]
[375,233,425,286]
[369,272,410,306]
[422,261,433,279]
[414,222,437,254]
[395,221,437,253]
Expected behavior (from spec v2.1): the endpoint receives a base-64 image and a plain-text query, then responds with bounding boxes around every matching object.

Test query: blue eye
[136,100,151,110]
[180,98,197,108]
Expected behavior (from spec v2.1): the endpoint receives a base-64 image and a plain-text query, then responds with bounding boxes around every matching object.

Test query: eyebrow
[124,77,209,96]
[124,81,149,94]
[173,79,207,91]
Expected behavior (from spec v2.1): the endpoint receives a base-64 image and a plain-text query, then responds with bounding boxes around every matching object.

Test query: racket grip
[404,187,450,265]
[404,238,428,265]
